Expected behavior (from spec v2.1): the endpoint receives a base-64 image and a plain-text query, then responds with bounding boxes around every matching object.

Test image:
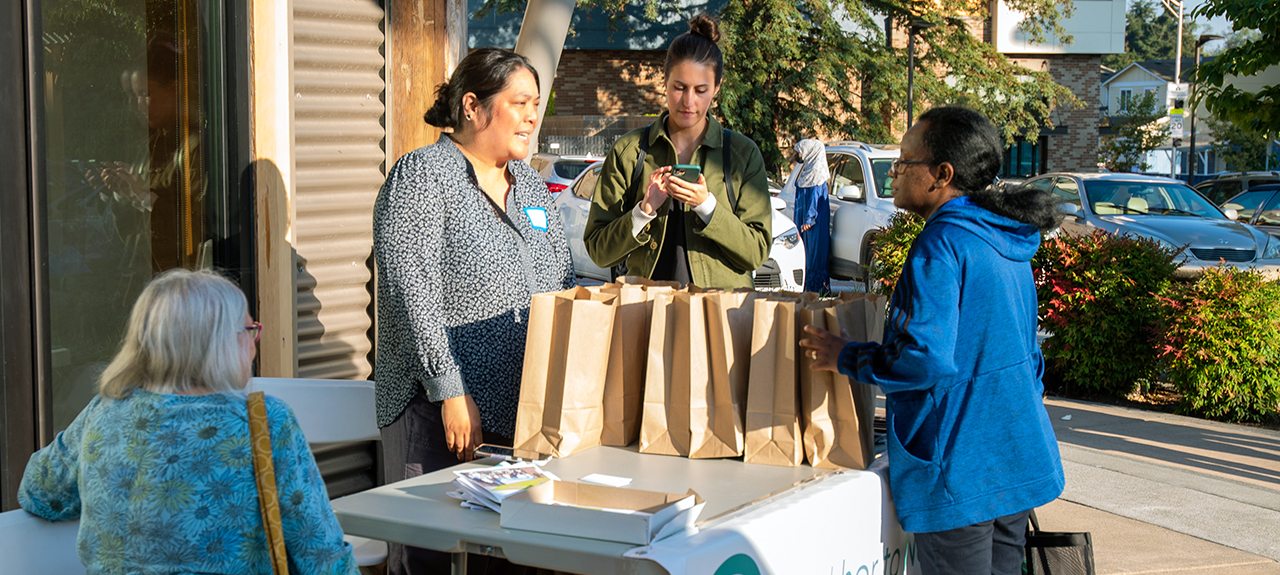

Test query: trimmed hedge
[1034,230,1181,396]
[1157,265,1280,423]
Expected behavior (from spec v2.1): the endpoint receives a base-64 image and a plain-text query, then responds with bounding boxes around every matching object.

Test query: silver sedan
[1026,172,1280,278]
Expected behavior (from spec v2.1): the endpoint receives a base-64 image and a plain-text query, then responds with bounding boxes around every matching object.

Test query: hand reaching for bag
[442,394,483,461]
[800,325,851,373]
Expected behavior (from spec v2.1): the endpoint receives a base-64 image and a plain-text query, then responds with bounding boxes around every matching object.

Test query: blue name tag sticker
[524,207,549,231]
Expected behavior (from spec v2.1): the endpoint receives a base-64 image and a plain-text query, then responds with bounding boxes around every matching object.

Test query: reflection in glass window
[870,159,894,197]
[1222,191,1271,222]
[574,166,600,200]
[1258,193,1280,225]
[1002,138,1043,178]
[41,0,220,430]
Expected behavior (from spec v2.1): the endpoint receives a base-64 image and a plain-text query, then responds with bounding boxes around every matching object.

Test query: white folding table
[331,446,919,575]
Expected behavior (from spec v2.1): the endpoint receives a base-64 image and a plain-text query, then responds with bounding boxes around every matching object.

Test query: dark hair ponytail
[917,106,1063,232]
[423,47,540,129]
[665,13,724,84]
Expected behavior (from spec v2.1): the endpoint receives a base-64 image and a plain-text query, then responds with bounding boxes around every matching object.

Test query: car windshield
[1082,181,1226,218]
[554,161,595,180]
[870,159,895,197]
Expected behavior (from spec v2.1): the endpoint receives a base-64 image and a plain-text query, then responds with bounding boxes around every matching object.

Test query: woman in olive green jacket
[584,14,772,290]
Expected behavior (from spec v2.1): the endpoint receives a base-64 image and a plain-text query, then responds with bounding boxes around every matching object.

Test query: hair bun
[688,13,720,43]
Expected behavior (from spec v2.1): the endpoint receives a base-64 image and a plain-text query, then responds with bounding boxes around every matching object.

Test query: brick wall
[1008,54,1102,172]
[552,49,666,116]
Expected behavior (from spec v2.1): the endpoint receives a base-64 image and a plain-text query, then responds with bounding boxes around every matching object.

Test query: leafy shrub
[867,211,924,295]
[1156,265,1280,423]
[1034,230,1180,396]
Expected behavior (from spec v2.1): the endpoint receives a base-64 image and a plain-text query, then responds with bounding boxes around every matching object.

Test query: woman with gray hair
[19,268,357,574]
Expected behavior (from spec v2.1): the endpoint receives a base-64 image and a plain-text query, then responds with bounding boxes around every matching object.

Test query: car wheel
[860,236,876,286]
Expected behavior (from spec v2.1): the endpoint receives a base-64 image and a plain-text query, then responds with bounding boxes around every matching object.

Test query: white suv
[777,141,900,282]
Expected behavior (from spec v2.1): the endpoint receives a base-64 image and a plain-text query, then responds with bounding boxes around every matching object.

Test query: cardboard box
[499,480,704,545]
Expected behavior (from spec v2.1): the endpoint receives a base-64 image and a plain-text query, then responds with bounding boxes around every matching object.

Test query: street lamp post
[1188,34,1224,184]
[906,20,935,128]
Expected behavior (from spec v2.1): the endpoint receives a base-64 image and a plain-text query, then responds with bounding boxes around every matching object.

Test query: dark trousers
[380,390,527,575]
[915,510,1030,575]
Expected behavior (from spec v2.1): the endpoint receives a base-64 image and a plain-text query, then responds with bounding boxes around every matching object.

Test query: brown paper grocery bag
[639,291,689,456]
[744,296,804,466]
[587,281,667,447]
[514,287,618,458]
[690,291,758,458]
[798,295,885,469]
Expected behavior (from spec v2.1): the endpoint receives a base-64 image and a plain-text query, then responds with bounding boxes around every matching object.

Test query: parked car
[1221,183,1280,238]
[776,141,900,282]
[555,163,806,290]
[1026,172,1280,275]
[1193,171,1280,205]
[529,153,603,196]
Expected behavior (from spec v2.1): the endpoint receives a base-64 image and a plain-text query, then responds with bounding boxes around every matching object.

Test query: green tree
[1191,0,1280,135]
[1205,116,1278,172]
[1101,0,1199,71]
[716,0,1080,171]
[1099,91,1169,172]
[477,0,1081,173]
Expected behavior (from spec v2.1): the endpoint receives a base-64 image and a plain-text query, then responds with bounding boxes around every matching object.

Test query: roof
[1102,57,1217,86]
[1040,171,1186,184]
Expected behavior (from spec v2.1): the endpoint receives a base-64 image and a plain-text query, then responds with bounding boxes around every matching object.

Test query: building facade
[0,0,466,510]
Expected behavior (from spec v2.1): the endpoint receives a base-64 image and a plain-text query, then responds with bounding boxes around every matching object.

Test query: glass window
[870,159,894,197]
[825,153,842,184]
[554,161,594,180]
[1083,182,1224,218]
[1207,180,1242,205]
[831,156,865,197]
[1256,193,1280,225]
[1221,190,1272,222]
[1050,178,1081,209]
[1119,89,1133,111]
[1024,177,1054,192]
[573,166,601,200]
[1001,138,1043,178]
[41,0,225,430]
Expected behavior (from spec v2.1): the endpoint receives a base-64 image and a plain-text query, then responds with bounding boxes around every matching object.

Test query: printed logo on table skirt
[524,206,548,231]
[715,554,762,575]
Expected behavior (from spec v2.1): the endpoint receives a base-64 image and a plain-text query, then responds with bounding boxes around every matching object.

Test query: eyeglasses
[889,159,934,176]
[244,322,262,343]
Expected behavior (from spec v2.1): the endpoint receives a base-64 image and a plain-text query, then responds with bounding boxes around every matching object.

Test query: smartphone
[473,443,553,462]
[671,164,701,184]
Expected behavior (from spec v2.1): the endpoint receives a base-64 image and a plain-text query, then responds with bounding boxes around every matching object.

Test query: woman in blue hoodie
[801,106,1064,575]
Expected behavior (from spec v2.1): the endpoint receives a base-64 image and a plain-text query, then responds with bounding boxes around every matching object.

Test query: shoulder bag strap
[629,124,651,195]
[249,391,291,575]
[723,130,737,213]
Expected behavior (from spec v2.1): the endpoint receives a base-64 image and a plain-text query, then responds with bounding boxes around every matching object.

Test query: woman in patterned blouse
[19,268,357,574]
[371,47,575,574]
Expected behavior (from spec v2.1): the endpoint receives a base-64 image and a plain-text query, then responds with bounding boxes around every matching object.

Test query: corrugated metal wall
[292,0,386,497]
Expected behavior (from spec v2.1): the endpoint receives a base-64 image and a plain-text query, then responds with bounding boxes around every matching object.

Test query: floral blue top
[19,389,357,575]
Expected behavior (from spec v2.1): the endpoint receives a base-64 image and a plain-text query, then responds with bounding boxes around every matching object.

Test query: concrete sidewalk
[1037,398,1280,574]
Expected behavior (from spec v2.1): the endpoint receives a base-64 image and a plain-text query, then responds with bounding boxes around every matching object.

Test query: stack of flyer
[448,463,559,512]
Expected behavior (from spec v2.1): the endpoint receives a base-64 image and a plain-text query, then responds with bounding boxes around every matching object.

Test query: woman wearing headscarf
[792,138,830,293]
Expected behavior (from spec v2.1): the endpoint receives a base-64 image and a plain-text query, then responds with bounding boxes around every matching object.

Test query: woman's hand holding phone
[666,170,710,208]
[640,166,672,215]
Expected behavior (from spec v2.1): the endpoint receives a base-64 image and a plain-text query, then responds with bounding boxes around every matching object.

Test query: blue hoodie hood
[929,195,1041,263]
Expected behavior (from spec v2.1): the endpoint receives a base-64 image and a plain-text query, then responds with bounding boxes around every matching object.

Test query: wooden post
[250,0,298,377]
